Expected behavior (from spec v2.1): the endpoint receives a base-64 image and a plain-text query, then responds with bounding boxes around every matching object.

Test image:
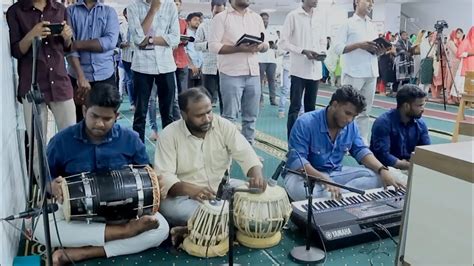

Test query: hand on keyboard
[380,170,407,190]
[326,184,342,200]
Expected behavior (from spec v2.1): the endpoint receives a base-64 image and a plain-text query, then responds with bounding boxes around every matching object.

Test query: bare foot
[126,215,159,237]
[170,226,189,248]
[52,249,73,266]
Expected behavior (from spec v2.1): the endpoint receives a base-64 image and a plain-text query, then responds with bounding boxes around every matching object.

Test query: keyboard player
[284,86,406,201]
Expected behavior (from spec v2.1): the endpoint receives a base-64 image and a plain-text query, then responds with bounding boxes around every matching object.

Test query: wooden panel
[459,121,474,136]
[412,142,474,183]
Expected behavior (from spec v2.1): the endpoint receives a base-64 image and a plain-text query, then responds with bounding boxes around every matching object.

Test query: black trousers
[70,74,116,123]
[287,76,319,139]
[132,71,176,142]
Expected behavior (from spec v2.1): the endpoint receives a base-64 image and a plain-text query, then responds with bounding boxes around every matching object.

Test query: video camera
[434,20,448,33]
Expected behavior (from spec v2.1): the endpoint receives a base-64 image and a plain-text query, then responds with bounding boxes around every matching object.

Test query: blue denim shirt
[287,108,372,173]
[47,121,149,180]
[66,0,119,81]
[370,109,431,167]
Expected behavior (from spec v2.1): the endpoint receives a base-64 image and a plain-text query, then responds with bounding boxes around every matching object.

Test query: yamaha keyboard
[291,186,406,250]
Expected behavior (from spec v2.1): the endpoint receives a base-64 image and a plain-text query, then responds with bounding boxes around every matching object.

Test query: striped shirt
[127,0,179,75]
[195,19,218,75]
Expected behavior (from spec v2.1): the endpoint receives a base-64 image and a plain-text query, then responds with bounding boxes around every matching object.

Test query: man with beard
[284,86,405,201]
[370,85,430,171]
[155,87,267,227]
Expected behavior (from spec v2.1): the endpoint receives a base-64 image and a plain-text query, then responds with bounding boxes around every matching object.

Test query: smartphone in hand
[47,23,64,35]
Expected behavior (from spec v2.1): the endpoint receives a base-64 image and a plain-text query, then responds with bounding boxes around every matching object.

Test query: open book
[235,32,265,46]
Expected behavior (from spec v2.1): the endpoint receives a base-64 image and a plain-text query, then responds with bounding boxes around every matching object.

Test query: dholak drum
[234,184,292,248]
[61,165,160,223]
[182,200,229,257]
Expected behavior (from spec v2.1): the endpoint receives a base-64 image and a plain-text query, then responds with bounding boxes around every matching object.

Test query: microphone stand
[219,184,260,266]
[285,168,365,263]
[26,36,54,266]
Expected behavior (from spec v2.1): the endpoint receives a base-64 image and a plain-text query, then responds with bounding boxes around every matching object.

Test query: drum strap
[81,173,94,224]
[132,168,145,217]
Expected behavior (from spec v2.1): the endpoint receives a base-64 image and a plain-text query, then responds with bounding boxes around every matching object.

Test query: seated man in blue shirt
[34,84,169,265]
[370,84,430,171]
[284,86,406,201]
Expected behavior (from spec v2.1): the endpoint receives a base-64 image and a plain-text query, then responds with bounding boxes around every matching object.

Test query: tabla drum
[61,165,160,223]
[182,200,229,257]
[234,184,292,248]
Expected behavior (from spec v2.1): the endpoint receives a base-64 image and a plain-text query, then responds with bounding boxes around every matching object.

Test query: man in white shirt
[195,0,226,110]
[208,0,269,145]
[185,12,203,88]
[258,12,279,106]
[333,0,386,144]
[119,8,136,110]
[280,0,327,138]
[127,0,180,142]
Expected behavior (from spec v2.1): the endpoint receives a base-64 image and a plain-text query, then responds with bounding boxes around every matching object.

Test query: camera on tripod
[434,20,448,33]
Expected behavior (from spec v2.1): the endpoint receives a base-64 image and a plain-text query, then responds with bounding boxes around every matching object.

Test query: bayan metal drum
[61,165,160,223]
[234,184,292,248]
[182,200,229,257]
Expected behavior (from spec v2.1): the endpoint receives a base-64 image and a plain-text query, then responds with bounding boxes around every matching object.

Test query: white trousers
[341,74,377,145]
[33,205,169,258]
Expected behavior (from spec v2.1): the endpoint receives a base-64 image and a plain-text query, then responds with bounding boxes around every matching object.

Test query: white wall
[1,14,29,266]
[401,1,473,35]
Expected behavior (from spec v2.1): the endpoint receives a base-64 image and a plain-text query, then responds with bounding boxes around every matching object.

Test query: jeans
[287,76,319,138]
[284,166,383,201]
[278,68,291,113]
[122,61,135,106]
[341,74,377,144]
[148,83,158,132]
[219,73,261,144]
[132,71,176,142]
[259,63,277,104]
[175,67,189,93]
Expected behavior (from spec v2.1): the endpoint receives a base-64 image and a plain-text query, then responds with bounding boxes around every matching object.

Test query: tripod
[26,36,54,266]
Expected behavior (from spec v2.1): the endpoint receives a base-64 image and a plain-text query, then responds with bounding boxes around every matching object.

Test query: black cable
[375,223,398,246]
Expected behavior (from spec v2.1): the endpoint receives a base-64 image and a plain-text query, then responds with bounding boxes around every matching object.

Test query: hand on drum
[248,176,267,192]
[51,176,64,204]
[191,186,216,203]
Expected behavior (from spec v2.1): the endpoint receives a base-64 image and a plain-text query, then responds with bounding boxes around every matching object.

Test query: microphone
[269,160,286,186]
[1,203,58,221]
[215,170,229,201]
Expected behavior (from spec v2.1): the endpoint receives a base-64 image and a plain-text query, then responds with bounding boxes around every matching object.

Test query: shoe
[149,131,159,141]
[278,112,285,118]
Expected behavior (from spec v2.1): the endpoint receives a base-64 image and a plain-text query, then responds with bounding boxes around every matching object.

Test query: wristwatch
[148,36,154,45]
[377,165,389,175]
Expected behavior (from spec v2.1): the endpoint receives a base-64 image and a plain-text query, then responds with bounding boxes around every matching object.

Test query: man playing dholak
[34,84,169,266]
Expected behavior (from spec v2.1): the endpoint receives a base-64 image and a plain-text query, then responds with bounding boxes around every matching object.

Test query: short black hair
[84,83,122,112]
[186,12,201,22]
[329,85,366,113]
[400,31,407,35]
[396,84,427,108]
[211,0,226,9]
[260,12,269,18]
[178,87,211,112]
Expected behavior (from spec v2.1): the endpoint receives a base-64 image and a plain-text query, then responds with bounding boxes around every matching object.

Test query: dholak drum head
[61,165,160,222]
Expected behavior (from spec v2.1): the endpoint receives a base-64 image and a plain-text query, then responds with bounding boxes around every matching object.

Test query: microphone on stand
[1,203,58,221]
[215,170,229,201]
[269,160,286,187]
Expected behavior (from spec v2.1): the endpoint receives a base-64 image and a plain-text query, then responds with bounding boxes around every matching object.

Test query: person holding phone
[333,0,386,145]
[279,0,327,139]
[6,0,77,177]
